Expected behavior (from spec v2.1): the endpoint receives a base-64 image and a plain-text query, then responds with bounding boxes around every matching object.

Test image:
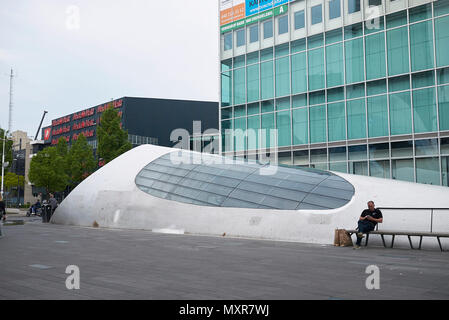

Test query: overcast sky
[0,0,219,137]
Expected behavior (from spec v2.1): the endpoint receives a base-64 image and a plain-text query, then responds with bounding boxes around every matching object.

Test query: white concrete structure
[52,144,449,250]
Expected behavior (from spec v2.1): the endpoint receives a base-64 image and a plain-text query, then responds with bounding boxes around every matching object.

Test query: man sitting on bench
[355,201,383,249]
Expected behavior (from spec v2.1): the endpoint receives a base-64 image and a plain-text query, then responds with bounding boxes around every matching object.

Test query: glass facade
[220,0,449,187]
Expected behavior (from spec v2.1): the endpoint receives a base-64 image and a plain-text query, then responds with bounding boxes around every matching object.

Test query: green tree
[0,128,13,170]
[29,146,69,193]
[56,137,69,172]
[97,105,132,164]
[67,134,96,188]
[3,172,25,189]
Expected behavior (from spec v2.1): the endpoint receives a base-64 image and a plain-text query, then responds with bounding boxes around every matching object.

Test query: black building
[42,97,218,151]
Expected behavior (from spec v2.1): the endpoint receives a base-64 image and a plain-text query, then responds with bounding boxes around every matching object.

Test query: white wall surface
[52,144,449,250]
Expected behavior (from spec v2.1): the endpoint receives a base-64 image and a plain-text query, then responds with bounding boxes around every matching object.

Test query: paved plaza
[0,216,448,300]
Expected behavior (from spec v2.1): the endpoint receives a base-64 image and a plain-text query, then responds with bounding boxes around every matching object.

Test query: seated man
[355,201,383,249]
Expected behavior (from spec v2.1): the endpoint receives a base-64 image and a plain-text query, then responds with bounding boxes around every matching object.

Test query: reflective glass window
[311,5,323,25]
[413,88,438,133]
[347,99,367,139]
[294,10,305,30]
[389,92,412,135]
[328,102,346,142]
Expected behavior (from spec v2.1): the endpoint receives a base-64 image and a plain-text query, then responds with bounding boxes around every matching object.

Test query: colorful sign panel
[220,0,292,33]
[220,0,245,26]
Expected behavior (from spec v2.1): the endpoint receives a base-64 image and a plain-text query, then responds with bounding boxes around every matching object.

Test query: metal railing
[377,207,449,233]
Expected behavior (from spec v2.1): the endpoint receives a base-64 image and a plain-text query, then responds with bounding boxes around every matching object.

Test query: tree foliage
[29,146,69,193]
[1,172,25,190]
[0,128,13,169]
[97,106,132,165]
[67,134,96,188]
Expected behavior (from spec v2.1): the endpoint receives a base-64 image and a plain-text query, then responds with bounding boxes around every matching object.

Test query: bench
[346,229,449,252]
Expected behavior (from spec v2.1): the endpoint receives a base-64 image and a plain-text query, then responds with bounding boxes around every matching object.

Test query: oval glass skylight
[135,151,355,210]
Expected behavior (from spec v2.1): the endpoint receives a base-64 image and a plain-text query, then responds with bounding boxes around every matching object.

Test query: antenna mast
[8,69,14,134]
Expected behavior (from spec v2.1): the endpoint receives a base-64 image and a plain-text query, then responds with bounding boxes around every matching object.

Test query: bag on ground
[338,229,353,247]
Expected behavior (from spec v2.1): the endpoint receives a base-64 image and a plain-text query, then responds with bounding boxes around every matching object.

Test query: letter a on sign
[279,6,284,14]
[66,265,80,290]
[365,265,380,290]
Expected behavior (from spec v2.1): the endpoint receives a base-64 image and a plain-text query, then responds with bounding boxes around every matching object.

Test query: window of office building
[443,156,449,187]
[292,107,309,145]
[409,4,432,23]
[416,157,440,185]
[326,43,344,87]
[434,0,449,17]
[348,0,361,14]
[234,117,246,152]
[327,102,346,141]
[276,56,290,97]
[347,99,367,140]
[247,115,260,150]
[413,88,438,133]
[221,72,232,107]
[233,68,246,105]
[435,16,449,68]
[386,10,407,29]
[292,52,307,94]
[294,10,305,30]
[387,27,409,76]
[224,32,232,51]
[329,0,341,19]
[277,111,291,147]
[391,141,413,158]
[389,92,412,135]
[311,5,322,25]
[369,143,390,159]
[261,60,274,100]
[413,71,435,89]
[261,113,275,148]
[369,0,382,6]
[279,15,288,35]
[439,85,449,130]
[345,38,365,84]
[249,24,259,43]
[308,48,325,90]
[370,160,390,179]
[264,20,273,39]
[392,159,414,182]
[310,105,326,143]
[368,95,389,138]
[410,21,434,72]
[365,32,386,80]
[236,28,245,47]
[247,64,260,103]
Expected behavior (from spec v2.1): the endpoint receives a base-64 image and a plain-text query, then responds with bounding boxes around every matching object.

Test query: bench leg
[419,236,423,250]
[381,235,386,248]
[408,236,414,249]
[365,233,370,247]
[391,235,395,248]
[437,237,443,252]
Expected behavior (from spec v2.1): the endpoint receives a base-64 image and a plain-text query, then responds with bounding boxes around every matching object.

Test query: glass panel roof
[135,151,355,211]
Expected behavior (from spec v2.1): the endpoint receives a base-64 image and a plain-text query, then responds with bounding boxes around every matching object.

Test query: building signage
[220,0,290,33]
[44,128,51,141]
[96,99,123,113]
[73,108,95,121]
[52,116,71,127]
[73,130,95,141]
[220,0,245,26]
[51,136,70,145]
[52,126,71,136]
[73,119,96,131]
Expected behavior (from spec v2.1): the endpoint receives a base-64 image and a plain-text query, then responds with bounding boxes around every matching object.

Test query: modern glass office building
[219,0,449,186]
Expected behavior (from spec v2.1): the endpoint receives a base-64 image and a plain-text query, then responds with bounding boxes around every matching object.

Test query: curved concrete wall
[52,145,449,250]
